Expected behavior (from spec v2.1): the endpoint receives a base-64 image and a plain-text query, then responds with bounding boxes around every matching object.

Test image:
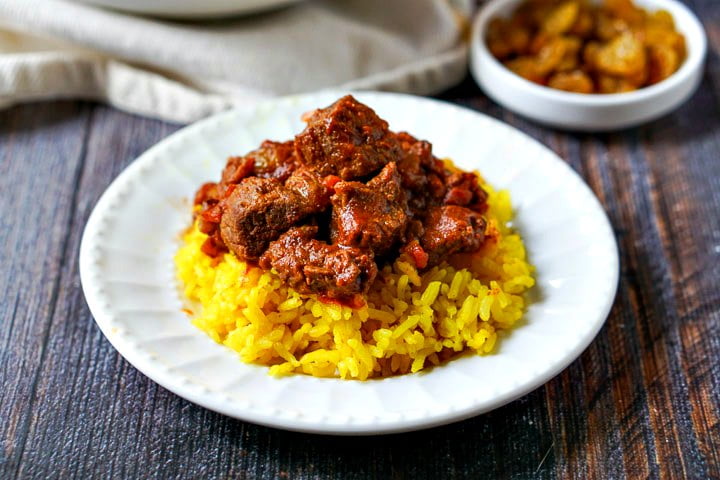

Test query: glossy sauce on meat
[219,169,330,261]
[294,95,402,180]
[259,226,377,299]
[193,95,490,302]
[330,162,408,256]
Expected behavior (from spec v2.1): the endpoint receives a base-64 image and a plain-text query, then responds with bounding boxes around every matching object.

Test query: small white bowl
[470,0,707,131]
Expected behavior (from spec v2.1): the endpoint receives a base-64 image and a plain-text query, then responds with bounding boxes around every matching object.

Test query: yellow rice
[175,165,535,380]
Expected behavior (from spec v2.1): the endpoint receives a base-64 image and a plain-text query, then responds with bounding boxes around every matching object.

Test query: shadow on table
[218,389,563,479]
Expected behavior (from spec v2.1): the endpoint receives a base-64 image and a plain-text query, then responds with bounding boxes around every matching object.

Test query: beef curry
[193,96,489,302]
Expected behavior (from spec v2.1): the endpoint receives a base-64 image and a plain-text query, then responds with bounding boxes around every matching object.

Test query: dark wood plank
[640,85,720,478]
[5,106,182,480]
[1,0,719,475]
[0,103,92,478]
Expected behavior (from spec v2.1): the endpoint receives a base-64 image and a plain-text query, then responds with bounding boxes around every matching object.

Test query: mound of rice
[175,168,534,380]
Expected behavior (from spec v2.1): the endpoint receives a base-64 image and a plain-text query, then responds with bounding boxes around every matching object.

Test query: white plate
[79,91,619,435]
[72,0,303,19]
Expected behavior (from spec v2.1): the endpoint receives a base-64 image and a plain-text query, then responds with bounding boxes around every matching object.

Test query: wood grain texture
[1,0,719,477]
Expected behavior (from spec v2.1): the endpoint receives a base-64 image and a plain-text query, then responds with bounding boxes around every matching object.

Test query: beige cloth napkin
[0,0,471,123]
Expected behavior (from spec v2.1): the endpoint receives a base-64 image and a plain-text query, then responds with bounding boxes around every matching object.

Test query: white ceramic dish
[79,91,619,435]
[470,0,707,131]
[72,0,302,19]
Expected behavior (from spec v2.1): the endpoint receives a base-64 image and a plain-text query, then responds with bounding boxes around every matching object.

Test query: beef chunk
[220,140,298,187]
[330,162,408,255]
[394,131,448,215]
[420,205,486,266]
[220,177,298,261]
[395,132,431,192]
[443,171,489,212]
[259,226,378,299]
[220,156,255,187]
[194,141,301,256]
[194,182,220,206]
[248,140,299,181]
[285,168,332,206]
[294,95,401,180]
[220,170,330,261]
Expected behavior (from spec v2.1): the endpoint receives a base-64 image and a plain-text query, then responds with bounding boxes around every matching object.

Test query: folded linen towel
[0,0,471,123]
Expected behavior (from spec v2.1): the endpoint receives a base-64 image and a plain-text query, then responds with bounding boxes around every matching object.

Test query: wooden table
[2,8,719,479]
